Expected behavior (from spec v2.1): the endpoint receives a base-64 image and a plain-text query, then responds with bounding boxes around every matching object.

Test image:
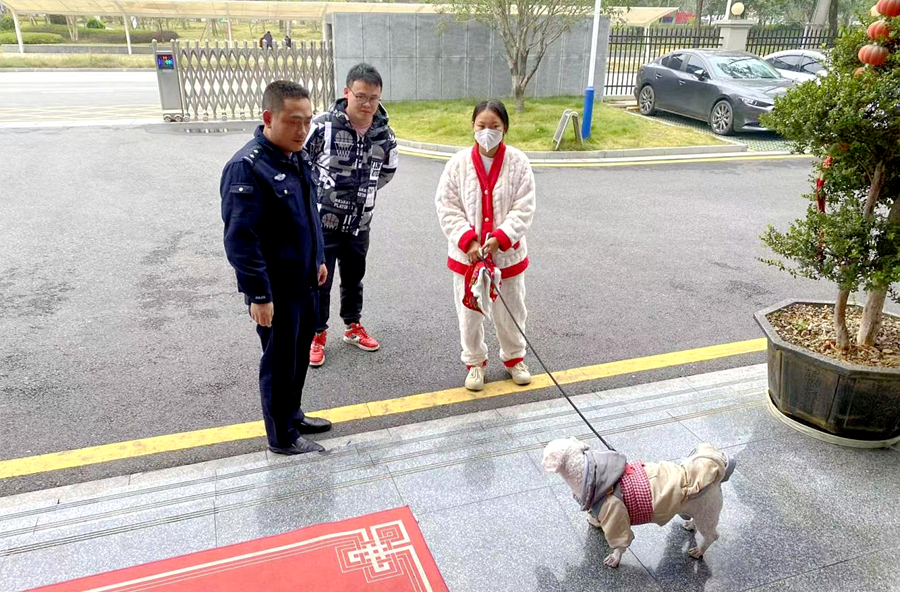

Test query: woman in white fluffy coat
[434,100,536,391]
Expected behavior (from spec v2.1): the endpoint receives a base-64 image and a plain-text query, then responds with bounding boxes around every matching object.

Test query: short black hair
[472,100,510,132]
[261,80,310,113]
[346,63,383,89]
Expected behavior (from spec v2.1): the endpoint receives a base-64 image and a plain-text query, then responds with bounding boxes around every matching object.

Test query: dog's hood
[578,449,627,512]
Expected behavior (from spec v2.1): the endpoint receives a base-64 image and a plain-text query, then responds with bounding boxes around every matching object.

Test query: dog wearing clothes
[541,438,735,568]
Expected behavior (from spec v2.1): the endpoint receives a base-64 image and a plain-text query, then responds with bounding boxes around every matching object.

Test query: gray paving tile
[317,428,394,449]
[504,406,637,444]
[387,410,503,439]
[416,487,661,592]
[0,512,215,592]
[677,403,795,450]
[495,394,602,421]
[215,462,390,507]
[214,475,404,546]
[34,482,216,529]
[55,475,132,503]
[0,515,37,554]
[594,377,697,405]
[604,420,701,463]
[734,433,900,551]
[751,545,900,592]
[627,470,853,592]
[391,450,547,514]
[128,452,266,487]
[682,365,767,389]
[366,426,515,468]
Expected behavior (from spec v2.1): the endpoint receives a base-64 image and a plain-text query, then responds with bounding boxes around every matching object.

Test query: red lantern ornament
[876,0,900,17]
[867,20,891,41]
[859,44,890,66]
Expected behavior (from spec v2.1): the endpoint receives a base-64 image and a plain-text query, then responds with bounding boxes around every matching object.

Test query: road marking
[398,148,809,167]
[0,338,766,479]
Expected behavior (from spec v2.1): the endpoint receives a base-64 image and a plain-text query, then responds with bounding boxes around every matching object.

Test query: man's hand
[250,302,274,327]
[466,240,482,264]
[483,236,501,256]
[318,263,328,286]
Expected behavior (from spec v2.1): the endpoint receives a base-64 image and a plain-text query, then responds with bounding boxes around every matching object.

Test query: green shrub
[85,17,105,29]
[0,32,64,44]
[47,15,67,25]
[0,15,14,31]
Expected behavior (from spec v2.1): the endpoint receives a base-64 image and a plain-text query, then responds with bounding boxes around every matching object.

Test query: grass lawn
[384,97,724,151]
[0,53,154,68]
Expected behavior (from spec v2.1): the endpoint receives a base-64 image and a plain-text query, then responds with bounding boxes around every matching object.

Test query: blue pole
[582,86,595,140]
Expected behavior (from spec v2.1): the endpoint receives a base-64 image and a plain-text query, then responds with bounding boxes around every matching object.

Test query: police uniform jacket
[220,126,325,304]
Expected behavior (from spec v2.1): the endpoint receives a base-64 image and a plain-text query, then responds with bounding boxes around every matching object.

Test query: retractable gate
[153,39,335,122]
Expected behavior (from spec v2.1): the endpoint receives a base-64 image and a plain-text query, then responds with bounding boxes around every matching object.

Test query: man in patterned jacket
[304,63,398,367]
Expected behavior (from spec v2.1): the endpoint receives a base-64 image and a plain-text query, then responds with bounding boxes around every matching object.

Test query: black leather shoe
[268,436,325,456]
[296,416,332,434]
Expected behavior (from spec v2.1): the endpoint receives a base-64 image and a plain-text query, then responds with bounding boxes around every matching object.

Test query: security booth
[153,41,185,122]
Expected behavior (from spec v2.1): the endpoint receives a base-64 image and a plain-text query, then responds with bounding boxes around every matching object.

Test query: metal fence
[169,40,335,122]
[746,28,836,56]
[605,26,722,96]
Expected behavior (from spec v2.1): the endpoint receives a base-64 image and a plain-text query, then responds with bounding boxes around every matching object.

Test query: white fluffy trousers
[452,272,527,367]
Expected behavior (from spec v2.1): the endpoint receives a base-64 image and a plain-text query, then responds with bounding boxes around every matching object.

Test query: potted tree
[756,2,900,447]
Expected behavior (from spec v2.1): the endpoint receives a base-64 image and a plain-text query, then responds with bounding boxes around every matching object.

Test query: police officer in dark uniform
[220,81,331,455]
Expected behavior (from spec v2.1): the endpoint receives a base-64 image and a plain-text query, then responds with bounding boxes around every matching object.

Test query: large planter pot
[755,299,900,448]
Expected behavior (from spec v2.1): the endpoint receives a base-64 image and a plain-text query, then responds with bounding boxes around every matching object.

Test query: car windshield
[708,56,781,80]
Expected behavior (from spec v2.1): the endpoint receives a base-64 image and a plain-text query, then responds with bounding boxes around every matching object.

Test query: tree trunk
[835,288,851,351]
[694,0,704,47]
[66,16,78,41]
[857,166,900,346]
[828,0,838,41]
[857,290,886,346]
[513,82,526,112]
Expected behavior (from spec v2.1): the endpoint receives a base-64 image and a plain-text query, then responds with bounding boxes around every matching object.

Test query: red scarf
[471,142,506,245]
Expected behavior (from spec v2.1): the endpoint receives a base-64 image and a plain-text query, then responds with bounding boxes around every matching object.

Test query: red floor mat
[28,506,449,592]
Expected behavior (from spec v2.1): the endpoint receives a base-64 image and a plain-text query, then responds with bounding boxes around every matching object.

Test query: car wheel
[639,85,657,116]
[709,100,734,135]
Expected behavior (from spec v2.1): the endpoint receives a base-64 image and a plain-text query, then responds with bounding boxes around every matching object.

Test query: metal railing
[747,28,836,56]
[167,39,335,122]
[605,26,722,96]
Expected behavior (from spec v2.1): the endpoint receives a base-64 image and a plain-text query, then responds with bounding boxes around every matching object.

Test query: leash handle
[478,256,616,452]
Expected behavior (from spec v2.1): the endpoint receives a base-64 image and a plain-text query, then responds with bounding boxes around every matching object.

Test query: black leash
[478,256,616,452]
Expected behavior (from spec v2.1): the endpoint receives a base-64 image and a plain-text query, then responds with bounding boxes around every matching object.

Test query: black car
[634,49,795,135]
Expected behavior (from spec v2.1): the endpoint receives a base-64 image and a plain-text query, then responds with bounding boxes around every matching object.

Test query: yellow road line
[398,148,809,167]
[0,338,766,479]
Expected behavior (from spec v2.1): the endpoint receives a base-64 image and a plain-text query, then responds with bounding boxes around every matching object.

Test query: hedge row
[22,26,179,43]
[0,32,64,44]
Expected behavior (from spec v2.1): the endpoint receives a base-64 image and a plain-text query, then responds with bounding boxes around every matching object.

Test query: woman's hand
[482,237,500,256]
[466,240,482,264]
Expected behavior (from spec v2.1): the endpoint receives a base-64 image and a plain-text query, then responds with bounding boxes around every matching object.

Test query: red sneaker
[343,323,380,351]
[309,331,326,367]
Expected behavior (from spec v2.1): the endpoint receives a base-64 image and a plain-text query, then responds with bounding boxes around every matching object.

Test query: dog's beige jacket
[598,443,727,548]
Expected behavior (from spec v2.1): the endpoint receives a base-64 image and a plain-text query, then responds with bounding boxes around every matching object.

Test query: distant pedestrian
[262,30,274,49]
[284,34,292,48]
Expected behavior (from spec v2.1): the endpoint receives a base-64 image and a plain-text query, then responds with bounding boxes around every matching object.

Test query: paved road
[0,72,160,122]
[0,123,846,495]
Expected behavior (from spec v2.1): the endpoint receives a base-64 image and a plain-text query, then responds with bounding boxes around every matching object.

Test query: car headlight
[740,97,771,107]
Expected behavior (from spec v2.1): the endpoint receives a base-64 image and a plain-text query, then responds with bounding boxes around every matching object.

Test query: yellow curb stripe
[0,338,766,480]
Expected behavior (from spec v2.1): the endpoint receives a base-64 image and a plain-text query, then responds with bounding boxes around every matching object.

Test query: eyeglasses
[352,92,381,106]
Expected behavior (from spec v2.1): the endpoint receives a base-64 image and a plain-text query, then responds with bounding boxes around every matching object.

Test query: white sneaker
[507,361,531,385]
[465,365,485,391]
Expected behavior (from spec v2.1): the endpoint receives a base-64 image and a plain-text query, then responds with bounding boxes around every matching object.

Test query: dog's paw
[603,553,621,568]
[586,514,602,528]
[682,519,695,531]
[687,546,705,559]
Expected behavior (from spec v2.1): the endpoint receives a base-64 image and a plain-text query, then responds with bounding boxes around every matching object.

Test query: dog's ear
[541,440,569,473]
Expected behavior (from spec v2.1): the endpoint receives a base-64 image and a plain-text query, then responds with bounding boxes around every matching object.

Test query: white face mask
[475,128,503,152]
